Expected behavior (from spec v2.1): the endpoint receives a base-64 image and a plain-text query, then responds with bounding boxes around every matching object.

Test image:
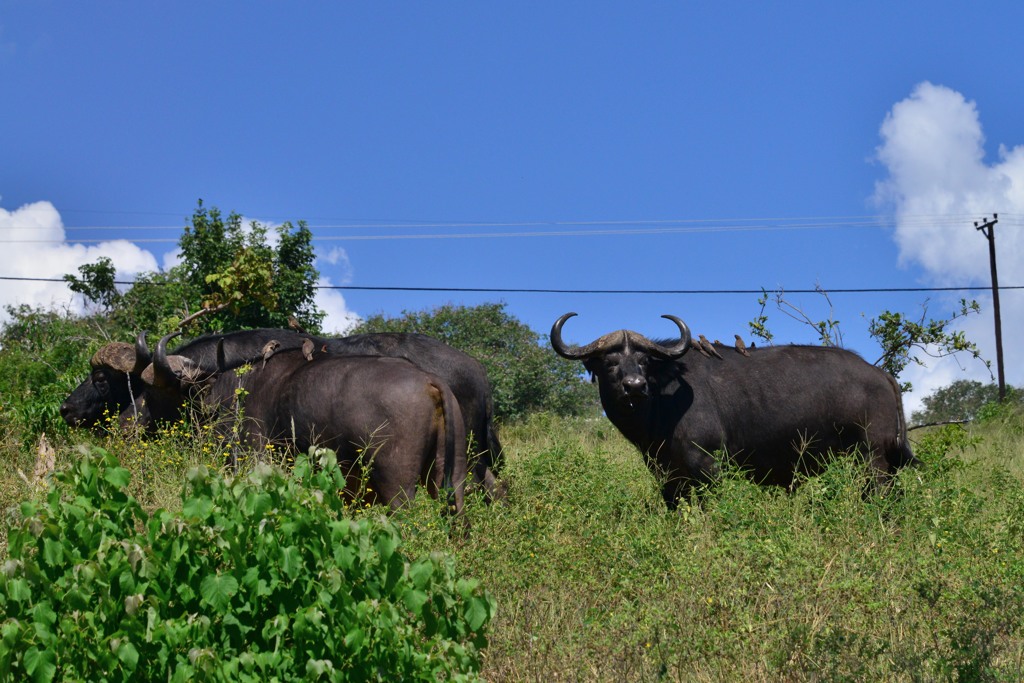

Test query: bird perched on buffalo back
[698,334,724,360]
[261,340,281,368]
[734,334,751,357]
[691,337,711,358]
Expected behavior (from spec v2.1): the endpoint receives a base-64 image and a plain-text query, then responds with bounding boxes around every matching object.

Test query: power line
[4,275,1024,295]
[2,213,1022,244]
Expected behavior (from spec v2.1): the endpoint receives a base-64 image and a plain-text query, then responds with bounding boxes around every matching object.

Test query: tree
[176,201,324,334]
[749,288,988,392]
[910,379,1013,425]
[353,303,600,422]
[65,201,326,337]
[868,299,988,392]
[63,257,120,312]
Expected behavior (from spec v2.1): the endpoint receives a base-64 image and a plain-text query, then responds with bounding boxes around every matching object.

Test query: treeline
[0,202,599,450]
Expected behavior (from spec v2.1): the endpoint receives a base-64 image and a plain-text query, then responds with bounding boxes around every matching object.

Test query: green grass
[4,411,1024,681]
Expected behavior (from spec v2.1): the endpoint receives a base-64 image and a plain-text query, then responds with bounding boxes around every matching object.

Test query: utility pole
[974,214,1005,401]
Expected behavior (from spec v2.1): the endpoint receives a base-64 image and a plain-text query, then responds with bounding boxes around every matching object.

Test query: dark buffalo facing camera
[551,312,914,508]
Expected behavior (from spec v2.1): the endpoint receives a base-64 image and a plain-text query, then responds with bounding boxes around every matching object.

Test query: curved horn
[151,331,183,388]
[216,338,227,372]
[551,312,587,360]
[649,315,692,359]
[132,331,152,374]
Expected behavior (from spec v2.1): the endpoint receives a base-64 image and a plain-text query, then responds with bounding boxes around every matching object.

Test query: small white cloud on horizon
[0,200,158,322]
[315,278,361,334]
[872,82,1024,417]
[0,200,361,333]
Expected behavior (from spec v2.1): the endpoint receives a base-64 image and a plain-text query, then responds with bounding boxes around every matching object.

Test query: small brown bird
[302,337,315,361]
[261,339,281,368]
[734,334,751,357]
[691,337,711,358]
[288,315,306,334]
[698,334,723,360]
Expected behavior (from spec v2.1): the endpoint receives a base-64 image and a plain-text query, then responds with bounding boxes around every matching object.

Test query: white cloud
[315,278,361,334]
[0,200,362,333]
[0,200,158,321]
[872,82,1024,416]
[314,248,359,333]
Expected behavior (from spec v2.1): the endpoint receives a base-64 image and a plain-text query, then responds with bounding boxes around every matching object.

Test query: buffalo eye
[91,370,110,397]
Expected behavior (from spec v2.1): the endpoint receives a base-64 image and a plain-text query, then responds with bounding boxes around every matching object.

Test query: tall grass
[3,411,1024,681]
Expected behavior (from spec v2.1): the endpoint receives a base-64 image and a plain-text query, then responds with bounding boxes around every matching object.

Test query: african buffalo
[62,327,504,500]
[551,312,914,508]
[59,328,313,428]
[58,333,152,428]
[155,339,468,513]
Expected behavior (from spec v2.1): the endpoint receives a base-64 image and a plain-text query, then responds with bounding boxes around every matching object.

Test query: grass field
[3,409,1024,681]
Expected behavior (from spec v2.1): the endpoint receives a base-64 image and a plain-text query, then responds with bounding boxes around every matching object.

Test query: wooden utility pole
[974,214,1005,401]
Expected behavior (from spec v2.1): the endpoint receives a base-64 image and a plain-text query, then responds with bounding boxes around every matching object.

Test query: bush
[354,303,600,422]
[0,448,494,682]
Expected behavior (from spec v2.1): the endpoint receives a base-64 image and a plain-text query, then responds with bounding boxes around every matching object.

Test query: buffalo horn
[551,312,692,360]
[132,331,152,374]
[147,331,183,389]
[147,331,205,388]
[550,312,588,360]
[648,315,692,359]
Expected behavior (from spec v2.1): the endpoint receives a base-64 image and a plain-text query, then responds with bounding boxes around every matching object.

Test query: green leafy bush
[0,448,494,682]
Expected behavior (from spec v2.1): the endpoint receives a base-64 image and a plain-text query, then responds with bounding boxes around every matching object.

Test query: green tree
[868,299,987,392]
[65,201,326,337]
[749,288,987,392]
[176,201,324,333]
[910,380,1019,425]
[353,303,600,421]
[0,306,98,442]
[63,256,120,312]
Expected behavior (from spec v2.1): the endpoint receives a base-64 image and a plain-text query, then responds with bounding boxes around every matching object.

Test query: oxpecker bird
[288,315,306,334]
[734,334,751,357]
[691,337,711,358]
[698,334,724,360]
[302,337,315,361]
[261,339,281,368]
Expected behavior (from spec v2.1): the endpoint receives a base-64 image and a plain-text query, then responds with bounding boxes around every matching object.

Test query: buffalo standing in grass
[60,328,504,500]
[154,337,468,512]
[551,312,914,508]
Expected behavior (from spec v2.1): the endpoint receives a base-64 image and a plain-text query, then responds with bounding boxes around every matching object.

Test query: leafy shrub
[354,303,600,422]
[0,448,494,682]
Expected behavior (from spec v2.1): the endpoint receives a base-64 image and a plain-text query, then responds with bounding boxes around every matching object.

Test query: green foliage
[748,288,987,390]
[62,256,120,312]
[109,270,191,338]
[354,302,600,422]
[868,299,987,392]
[750,285,842,347]
[400,414,1024,681]
[911,379,1021,425]
[0,307,100,444]
[0,448,493,682]
[176,201,324,334]
[56,201,325,337]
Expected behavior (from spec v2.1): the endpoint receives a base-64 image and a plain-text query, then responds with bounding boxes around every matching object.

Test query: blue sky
[2,2,1024,415]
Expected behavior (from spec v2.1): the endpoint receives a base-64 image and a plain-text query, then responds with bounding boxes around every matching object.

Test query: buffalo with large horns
[152,336,468,512]
[62,328,504,501]
[551,312,914,508]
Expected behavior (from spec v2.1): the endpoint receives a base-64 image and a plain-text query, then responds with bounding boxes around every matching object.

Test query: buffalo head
[551,312,691,411]
[60,332,152,428]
